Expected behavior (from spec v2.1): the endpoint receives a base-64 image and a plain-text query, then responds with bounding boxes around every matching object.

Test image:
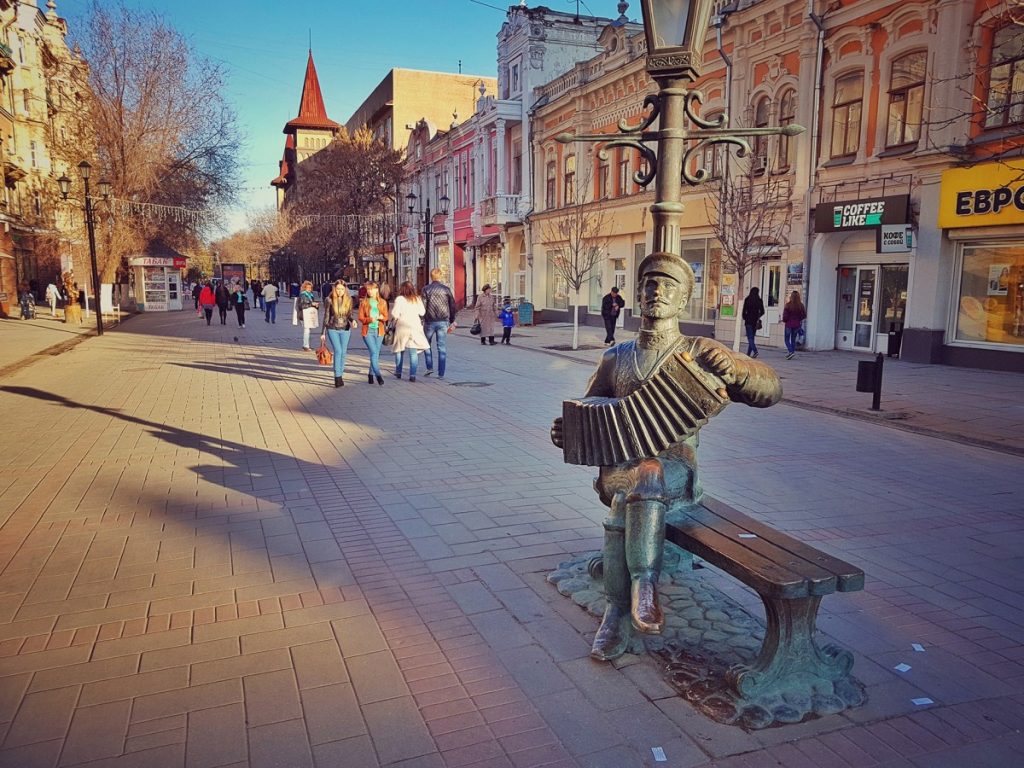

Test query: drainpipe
[805,0,826,340]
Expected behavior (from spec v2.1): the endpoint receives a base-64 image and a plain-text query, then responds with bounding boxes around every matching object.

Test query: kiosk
[129,255,185,311]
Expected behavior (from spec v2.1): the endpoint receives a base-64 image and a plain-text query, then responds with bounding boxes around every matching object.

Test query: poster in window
[988,265,1010,296]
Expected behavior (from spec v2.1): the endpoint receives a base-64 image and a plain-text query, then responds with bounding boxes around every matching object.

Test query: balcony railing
[480,194,521,227]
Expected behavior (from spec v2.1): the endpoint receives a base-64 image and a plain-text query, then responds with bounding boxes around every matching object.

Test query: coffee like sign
[815,194,909,233]
[833,201,886,228]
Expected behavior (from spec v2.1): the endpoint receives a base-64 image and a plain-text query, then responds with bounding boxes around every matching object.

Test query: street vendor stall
[129,255,185,312]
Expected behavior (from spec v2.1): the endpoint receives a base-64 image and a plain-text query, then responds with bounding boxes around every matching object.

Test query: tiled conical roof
[284,51,340,132]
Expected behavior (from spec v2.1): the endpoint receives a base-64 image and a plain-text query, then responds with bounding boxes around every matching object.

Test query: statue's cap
[637,252,694,286]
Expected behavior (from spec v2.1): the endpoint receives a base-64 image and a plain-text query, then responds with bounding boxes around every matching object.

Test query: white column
[495,119,507,197]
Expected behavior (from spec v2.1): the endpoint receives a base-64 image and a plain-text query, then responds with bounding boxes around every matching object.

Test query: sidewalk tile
[130,679,243,723]
[239,621,334,654]
[248,718,313,768]
[331,613,388,657]
[3,685,79,748]
[59,699,132,765]
[311,735,377,768]
[192,613,284,643]
[80,666,188,705]
[361,695,435,765]
[301,682,365,745]
[243,669,303,726]
[348,650,409,704]
[190,648,292,686]
[92,627,192,661]
[291,639,348,689]
[29,655,139,693]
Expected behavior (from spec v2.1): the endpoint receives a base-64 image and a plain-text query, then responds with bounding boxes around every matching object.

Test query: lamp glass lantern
[405,191,417,214]
[438,193,450,216]
[639,0,716,79]
[57,173,71,200]
[78,159,91,180]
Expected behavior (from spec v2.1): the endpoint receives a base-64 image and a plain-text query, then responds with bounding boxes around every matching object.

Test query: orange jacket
[357,297,389,338]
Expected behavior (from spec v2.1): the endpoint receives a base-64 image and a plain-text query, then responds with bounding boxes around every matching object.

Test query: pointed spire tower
[271,50,340,207]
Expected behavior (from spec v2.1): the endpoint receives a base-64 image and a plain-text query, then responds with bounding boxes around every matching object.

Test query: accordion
[562,349,729,467]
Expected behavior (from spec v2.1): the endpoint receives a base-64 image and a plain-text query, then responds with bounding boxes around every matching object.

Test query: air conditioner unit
[752,155,767,174]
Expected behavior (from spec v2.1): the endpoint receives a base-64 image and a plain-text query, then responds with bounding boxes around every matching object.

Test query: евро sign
[814,195,911,232]
[937,160,1024,229]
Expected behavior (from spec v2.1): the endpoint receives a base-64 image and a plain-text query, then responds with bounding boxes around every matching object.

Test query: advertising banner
[937,160,1024,229]
[221,263,247,288]
[814,195,910,232]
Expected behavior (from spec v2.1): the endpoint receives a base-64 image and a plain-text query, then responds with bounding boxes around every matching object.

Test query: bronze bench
[665,496,865,700]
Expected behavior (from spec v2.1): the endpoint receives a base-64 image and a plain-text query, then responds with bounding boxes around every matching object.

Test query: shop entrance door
[758,262,782,337]
[613,268,627,328]
[836,266,878,350]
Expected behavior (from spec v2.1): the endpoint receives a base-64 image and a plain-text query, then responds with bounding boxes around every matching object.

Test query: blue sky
[59,0,540,235]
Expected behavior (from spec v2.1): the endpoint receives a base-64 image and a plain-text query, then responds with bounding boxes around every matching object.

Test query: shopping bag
[316,342,333,366]
[383,321,396,347]
[470,320,481,336]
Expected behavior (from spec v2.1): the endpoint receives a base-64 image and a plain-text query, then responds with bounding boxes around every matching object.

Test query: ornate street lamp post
[558,0,804,257]
[406,190,450,288]
[58,162,111,336]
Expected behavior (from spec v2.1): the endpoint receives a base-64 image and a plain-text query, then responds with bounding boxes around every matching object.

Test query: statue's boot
[591,493,632,661]
[625,460,667,634]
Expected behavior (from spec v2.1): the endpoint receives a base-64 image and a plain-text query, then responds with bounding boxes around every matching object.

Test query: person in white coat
[391,281,430,382]
[45,282,61,317]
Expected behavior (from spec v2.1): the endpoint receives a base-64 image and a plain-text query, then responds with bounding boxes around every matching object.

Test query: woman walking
[741,287,765,358]
[474,284,498,346]
[199,281,216,325]
[294,280,320,351]
[230,279,247,327]
[358,281,389,385]
[215,281,230,325]
[391,281,430,382]
[320,281,354,388]
[782,291,806,360]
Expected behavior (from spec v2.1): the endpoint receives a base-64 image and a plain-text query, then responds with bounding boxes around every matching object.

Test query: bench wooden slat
[702,497,865,592]
[686,505,838,596]
[665,512,819,599]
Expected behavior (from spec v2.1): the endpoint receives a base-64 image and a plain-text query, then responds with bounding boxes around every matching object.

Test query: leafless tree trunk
[706,153,795,352]
[539,163,612,349]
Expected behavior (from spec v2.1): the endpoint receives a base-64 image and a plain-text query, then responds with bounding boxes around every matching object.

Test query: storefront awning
[467,234,500,248]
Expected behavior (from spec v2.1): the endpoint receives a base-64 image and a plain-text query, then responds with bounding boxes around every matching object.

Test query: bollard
[855,353,884,411]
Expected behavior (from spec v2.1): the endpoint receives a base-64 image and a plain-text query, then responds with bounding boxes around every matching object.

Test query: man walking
[601,286,625,345]
[421,268,457,379]
[262,280,279,323]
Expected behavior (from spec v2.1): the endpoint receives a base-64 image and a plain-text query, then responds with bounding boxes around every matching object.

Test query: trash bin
[887,322,903,358]
[518,301,534,326]
[855,360,878,393]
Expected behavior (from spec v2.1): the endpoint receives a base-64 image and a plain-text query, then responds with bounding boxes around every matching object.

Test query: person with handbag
[390,281,430,382]
[293,280,320,351]
[782,291,807,360]
[319,281,354,388]
[741,286,765,358]
[474,284,498,346]
[357,281,389,385]
[198,281,216,325]
[230,278,247,327]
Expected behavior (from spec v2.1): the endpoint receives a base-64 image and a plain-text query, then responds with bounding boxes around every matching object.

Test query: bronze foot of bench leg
[591,603,633,661]
[728,595,854,700]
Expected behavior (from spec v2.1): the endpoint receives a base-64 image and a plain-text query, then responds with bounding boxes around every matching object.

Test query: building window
[33,192,41,217]
[563,154,576,204]
[700,116,722,178]
[461,154,469,206]
[511,63,520,93]
[778,91,796,168]
[22,89,29,114]
[618,151,631,196]
[753,96,771,172]
[545,160,556,208]
[886,51,926,147]
[679,238,721,323]
[954,241,1024,347]
[985,26,1024,128]
[29,140,36,167]
[831,72,864,157]
[512,141,522,194]
[469,158,475,204]
[547,250,569,310]
[598,159,610,199]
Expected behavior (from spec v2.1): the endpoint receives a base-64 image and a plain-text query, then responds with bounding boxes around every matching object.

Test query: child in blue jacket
[499,301,515,345]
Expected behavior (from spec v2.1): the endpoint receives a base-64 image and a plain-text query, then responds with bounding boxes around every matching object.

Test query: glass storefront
[679,238,721,323]
[954,241,1024,346]
[546,250,569,310]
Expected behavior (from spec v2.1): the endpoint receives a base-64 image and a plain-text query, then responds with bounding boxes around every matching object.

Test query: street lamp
[558,0,804,257]
[406,190,450,287]
[57,161,111,336]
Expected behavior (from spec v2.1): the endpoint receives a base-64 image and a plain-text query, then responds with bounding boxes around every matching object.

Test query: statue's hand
[550,416,564,449]
[694,338,739,386]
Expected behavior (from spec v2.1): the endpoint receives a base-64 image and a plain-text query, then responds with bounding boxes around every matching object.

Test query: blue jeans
[745,324,757,355]
[785,326,798,354]
[363,332,383,377]
[326,328,351,378]
[423,320,448,377]
[265,300,277,323]
[395,350,419,378]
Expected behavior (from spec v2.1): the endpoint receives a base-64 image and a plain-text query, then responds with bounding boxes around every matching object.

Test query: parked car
[347,283,361,299]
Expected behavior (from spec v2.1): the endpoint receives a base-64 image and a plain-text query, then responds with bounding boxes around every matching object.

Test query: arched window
[778,90,796,168]
[753,96,771,172]
[886,51,926,146]
[700,113,723,178]
[831,72,864,157]
[545,160,556,208]
[618,150,632,195]
[563,154,576,203]
[985,26,1024,128]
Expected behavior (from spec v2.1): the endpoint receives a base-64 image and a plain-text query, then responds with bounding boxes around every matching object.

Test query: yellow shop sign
[938,160,1024,229]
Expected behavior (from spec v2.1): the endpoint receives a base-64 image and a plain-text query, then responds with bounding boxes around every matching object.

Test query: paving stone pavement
[0,304,1021,767]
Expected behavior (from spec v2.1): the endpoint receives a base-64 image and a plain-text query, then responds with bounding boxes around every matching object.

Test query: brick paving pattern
[0,305,1021,767]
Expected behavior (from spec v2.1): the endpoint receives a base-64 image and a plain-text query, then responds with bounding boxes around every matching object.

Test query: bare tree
[61,1,240,281]
[706,153,795,352]
[539,162,612,350]
[283,127,403,281]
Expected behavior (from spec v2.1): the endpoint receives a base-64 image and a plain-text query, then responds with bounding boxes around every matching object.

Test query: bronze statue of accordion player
[551,253,783,661]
